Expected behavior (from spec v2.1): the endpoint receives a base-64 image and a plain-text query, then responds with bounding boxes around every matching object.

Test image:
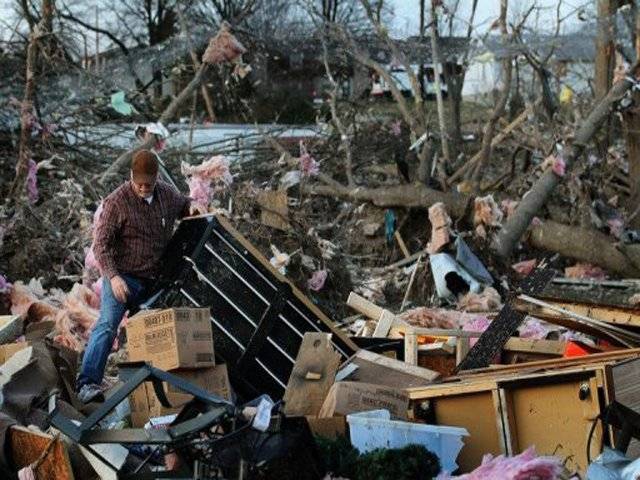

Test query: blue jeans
[77,274,150,389]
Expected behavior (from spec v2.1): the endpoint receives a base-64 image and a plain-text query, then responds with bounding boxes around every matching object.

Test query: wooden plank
[534,300,640,328]
[391,324,483,338]
[345,349,439,389]
[9,426,74,480]
[257,189,290,231]
[404,330,418,365]
[283,333,341,417]
[491,389,508,455]
[347,291,384,319]
[457,347,640,377]
[456,338,470,366]
[517,295,640,346]
[354,349,438,381]
[394,230,411,258]
[503,337,565,356]
[497,388,518,455]
[373,310,395,338]
[433,391,503,472]
[406,363,615,400]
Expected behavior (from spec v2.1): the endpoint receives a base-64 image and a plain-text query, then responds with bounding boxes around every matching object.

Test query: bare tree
[10,0,55,202]
[442,0,478,154]
[468,0,513,188]
[429,2,451,168]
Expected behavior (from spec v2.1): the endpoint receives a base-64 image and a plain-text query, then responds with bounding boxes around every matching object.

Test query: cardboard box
[318,381,410,420]
[0,342,29,365]
[129,364,232,427]
[126,308,214,371]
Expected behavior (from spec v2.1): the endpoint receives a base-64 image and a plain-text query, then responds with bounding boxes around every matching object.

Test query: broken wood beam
[283,332,341,417]
[517,295,640,347]
[404,329,418,365]
[347,291,384,320]
[518,298,640,329]
[503,337,566,356]
[390,325,482,338]
[456,337,470,365]
[348,349,439,385]
[394,230,411,258]
[373,310,396,338]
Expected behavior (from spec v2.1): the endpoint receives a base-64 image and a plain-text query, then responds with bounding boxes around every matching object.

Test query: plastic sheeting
[586,447,640,480]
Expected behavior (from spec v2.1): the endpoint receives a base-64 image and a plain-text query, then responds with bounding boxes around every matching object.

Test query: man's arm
[93,198,122,279]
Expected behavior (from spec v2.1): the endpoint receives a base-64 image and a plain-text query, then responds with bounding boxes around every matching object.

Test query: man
[76,150,192,403]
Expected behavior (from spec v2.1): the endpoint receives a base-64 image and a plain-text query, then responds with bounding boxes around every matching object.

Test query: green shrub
[316,436,441,480]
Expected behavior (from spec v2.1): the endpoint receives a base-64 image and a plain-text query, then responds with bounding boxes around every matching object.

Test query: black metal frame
[151,215,356,399]
[50,362,235,477]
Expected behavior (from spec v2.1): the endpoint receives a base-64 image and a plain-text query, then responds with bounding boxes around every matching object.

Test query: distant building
[250,34,470,102]
[464,31,597,99]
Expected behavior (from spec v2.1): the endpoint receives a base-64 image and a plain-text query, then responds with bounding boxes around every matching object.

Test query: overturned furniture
[50,362,325,479]
[406,349,640,475]
[151,215,357,399]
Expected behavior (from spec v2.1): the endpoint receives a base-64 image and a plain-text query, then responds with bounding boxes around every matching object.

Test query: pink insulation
[439,447,563,480]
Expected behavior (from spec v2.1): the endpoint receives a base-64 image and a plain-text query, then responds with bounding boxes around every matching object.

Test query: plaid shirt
[93,180,190,280]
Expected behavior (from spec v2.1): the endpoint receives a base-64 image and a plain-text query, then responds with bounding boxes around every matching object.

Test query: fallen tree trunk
[302,183,470,218]
[492,64,640,259]
[528,220,640,277]
[99,62,213,184]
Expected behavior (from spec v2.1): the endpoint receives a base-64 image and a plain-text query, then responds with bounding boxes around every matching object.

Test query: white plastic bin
[346,409,469,474]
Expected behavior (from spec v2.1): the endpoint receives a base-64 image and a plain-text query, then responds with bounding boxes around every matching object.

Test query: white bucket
[346,409,469,474]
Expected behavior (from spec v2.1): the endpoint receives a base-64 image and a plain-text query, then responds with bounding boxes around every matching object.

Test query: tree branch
[492,60,640,258]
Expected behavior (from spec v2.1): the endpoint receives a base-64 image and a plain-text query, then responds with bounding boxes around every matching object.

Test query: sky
[390,0,592,37]
[0,0,596,48]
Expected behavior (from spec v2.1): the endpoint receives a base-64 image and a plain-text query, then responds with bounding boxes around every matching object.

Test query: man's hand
[110,275,130,303]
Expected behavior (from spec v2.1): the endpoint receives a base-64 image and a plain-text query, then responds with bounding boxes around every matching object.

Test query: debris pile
[3,12,640,479]
[2,206,640,479]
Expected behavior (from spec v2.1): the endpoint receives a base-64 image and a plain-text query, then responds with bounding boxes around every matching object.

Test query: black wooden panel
[153,215,356,399]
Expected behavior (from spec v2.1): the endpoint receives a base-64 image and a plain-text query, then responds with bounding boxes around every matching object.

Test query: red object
[564,341,599,358]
